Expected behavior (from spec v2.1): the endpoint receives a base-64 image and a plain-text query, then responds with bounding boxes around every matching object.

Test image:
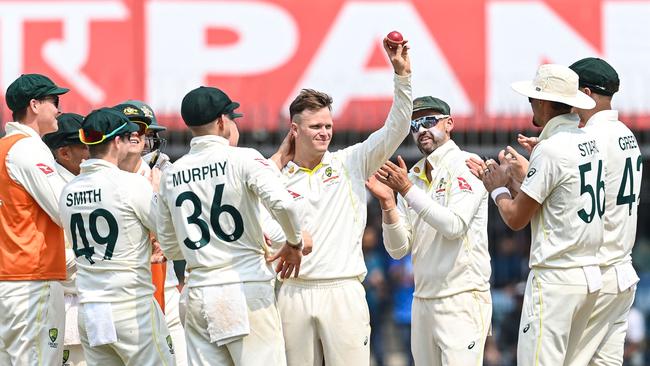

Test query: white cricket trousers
[185,281,286,366]
[0,280,65,366]
[565,264,636,365]
[411,290,492,366]
[278,277,371,366]
[78,295,175,366]
[165,285,188,366]
[517,267,599,366]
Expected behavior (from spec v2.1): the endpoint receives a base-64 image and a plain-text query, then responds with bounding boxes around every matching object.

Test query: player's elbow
[504,216,528,231]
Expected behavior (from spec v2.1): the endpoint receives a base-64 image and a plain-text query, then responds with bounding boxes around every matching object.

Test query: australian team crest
[166,335,175,354]
[62,350,70,364]
[48,328,59,348]
[325,167,332,177]
[122,106,140,116]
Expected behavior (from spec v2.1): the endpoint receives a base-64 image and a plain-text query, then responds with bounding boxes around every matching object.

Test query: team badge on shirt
[322,167,340,185]
[48,328,59,348]
[457,177,473,192]
[166,335,175,354]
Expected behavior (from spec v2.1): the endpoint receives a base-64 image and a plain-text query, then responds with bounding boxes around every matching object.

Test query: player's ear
[445,117,454,133]
[290,121,298,136]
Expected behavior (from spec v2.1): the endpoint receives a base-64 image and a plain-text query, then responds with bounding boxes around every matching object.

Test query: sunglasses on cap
[410,114,449,133]
[79,122,130,145]
[132,121,149,136]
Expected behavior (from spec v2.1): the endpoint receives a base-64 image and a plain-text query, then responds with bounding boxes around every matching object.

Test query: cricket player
[156,86,304,366]
[367,96,491,365]
[470,64,603,365]
[270,37,412,365]
[0,74,69,366]
[116,99,189,366]
[562,58,642,365]
[59,108,175,365]
[43,113,89,366]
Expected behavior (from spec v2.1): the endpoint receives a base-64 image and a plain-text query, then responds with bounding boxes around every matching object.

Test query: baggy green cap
[5,74,69,112]
[413,96,451,115]
[123,100,166,132]
[569,57,619,96]
[80,108,140,145]
[181,86,243,126]
[42,113,84,149]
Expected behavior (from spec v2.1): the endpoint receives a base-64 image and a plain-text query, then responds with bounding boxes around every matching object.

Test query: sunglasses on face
[133,121,149,136]
[410,114,449,133]
[79,122,130,145]
[38,95,59,109]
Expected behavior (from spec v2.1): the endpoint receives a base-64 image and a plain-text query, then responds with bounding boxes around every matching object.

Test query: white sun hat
[511,64,596,109]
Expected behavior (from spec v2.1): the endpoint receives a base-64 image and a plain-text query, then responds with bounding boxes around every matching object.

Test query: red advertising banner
[1,0,649,131]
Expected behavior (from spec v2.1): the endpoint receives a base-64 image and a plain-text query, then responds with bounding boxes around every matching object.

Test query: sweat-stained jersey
[59,159,157,303]
[156,135,302,288]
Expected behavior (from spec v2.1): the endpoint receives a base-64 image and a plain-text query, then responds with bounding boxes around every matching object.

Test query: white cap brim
[511,80,596,109]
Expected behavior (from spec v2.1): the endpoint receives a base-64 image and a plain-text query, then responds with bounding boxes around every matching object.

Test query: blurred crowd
[361,185,649,366]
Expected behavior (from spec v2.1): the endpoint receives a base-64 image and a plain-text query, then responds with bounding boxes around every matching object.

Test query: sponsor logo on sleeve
[527,168,537,178]
[36,163,55,175]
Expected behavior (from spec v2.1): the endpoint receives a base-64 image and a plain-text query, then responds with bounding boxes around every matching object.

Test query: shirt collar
[284,151,331,177]
[584,109,619,127]
[79,158,120,174]
[55,162,76,183]
[538,113,580,142]
[136,157,151,176]
[189,135,230,152]
[4,122,42,139]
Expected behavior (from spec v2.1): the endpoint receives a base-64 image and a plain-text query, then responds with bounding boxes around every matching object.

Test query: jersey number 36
[175,183,245,250]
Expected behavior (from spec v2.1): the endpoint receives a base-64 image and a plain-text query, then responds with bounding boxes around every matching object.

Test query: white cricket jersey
[59,159,157,303]
[137,155,179,287]
[4,122,66,226]
[520,113,604,268]
[583,110,642,267]
[280,74,412,280]
[156,136,302,288]
[54,162,78,295]
[382,140,491,299]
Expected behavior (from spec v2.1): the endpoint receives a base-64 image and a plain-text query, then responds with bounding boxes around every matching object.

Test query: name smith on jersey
[66,189,102,206]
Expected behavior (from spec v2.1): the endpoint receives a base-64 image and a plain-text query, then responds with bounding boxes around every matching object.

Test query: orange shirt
[0,134,65,280]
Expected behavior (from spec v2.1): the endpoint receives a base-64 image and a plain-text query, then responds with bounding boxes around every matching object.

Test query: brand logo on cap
[535,87,541,91]
[123,106,139,116]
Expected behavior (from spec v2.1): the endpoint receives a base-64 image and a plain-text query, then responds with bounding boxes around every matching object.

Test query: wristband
[381,207,396,213]
[490,187,511,203]
[287,241,303,250]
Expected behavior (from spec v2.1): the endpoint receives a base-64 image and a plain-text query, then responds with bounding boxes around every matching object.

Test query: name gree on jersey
[578,140,599,157]
[172,162,227,187]
[66,189,102,207]
[619,135,638,150]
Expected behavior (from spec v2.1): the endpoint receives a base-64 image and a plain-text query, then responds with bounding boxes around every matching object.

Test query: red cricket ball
[386,31,404,44]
